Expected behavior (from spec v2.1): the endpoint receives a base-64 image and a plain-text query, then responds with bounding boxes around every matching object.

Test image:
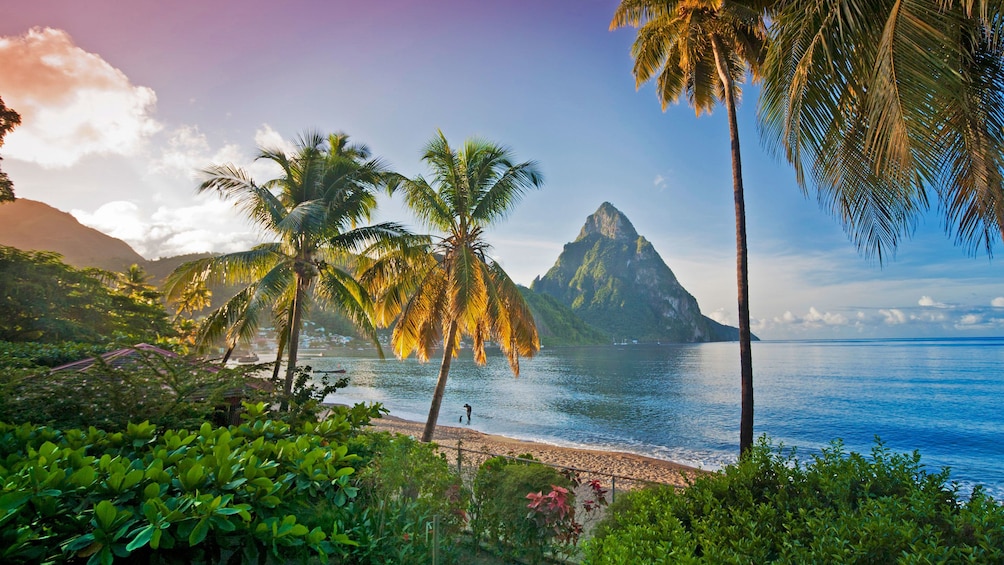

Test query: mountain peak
[577,202,638,242]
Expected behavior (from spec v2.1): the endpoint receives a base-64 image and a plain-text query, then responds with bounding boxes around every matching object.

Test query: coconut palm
[170,278,212,321]
[611,0,769,455]
[368,131,543,442]
[760,0,1004,258]
[165,131,405,403]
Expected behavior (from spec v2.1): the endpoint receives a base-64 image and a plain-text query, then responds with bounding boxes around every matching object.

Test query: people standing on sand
[463,403,472,424]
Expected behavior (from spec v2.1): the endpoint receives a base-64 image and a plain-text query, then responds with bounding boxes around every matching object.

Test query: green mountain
[0,199,145,272]
[531,202,750,343]
[518,286,608,347]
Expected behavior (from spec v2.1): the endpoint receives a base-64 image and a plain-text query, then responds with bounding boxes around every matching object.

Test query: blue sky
[2,0,1002,340]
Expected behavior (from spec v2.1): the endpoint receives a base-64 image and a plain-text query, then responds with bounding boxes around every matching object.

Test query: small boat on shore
[235,352,260,363]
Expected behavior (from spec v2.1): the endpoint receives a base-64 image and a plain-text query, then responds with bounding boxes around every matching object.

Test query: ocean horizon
[311,337,1004,499]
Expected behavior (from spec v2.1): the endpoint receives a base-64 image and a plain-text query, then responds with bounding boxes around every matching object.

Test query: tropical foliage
[165,131,405,403]
[583,439,1004,563]
[363,131,543,442]
[0,403,383,564]
[761,0,1004,259]
[0,95,20,202]
[610,0,769,454]
[0,349,262,432]
[470,454,575,564]
[0,246,172,344]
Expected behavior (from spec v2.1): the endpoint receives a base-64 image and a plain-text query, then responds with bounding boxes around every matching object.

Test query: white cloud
[879,309,907,325]
[72,198,261,258]
[918,295,949,308]
[254,124,293,154]
[653,174,666,190]
[956,314,983,327]
[152,125,243,180]
[0,27,161,167]
[707,308,732,325]
[992,297,1004,308]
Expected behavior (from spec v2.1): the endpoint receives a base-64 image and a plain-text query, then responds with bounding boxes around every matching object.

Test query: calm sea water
[310,338,1004,498]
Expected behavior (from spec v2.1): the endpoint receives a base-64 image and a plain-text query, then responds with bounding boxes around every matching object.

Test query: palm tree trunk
[281,276,306,411]
[712,36,754,457]
[422,320,459,442]
[271,341,285,381]
[221,343,236,364]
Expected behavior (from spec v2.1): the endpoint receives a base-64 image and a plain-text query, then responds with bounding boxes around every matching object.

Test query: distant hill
[0,199,210,283]
[531,202,753,343]
[0,199,145,272]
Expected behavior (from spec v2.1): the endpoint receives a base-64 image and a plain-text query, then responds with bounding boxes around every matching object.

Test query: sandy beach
[367,412,706,490]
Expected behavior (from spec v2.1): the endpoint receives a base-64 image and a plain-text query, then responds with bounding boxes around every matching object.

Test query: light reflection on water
[312,338,1004,498]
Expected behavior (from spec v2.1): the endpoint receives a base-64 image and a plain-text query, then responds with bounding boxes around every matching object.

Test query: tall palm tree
[611,0,769,456]
[366,131,544,442]
[165,131,404,403]
[760,0,1004,259]
[118,264,158,303]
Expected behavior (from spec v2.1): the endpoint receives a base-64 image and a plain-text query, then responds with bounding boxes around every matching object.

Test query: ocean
[309,337,1004,498]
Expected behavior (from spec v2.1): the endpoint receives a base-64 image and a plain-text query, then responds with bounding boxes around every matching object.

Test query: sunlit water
[306,337,1004,498]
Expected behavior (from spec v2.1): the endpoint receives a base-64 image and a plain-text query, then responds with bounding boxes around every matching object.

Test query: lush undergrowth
[0,402,383,564]
[583,438,1004,564]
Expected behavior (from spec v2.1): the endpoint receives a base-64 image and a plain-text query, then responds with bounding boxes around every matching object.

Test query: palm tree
[165,131,405,403]
[760,0,1004,258]
[367,131,544,442]
[170,278,212,321]
[611,0,769,456]
[118,264,159,304]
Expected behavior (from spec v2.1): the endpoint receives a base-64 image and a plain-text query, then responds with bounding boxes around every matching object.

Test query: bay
[308,337,1004,498]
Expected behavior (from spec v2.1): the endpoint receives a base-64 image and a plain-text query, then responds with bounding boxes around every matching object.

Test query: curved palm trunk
[221,342,236,365]
[422,320,459,442]
[281,275,307,411]
[712,37,755,457]
[271,341,285,381]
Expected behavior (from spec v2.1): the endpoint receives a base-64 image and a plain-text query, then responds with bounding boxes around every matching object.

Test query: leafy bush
[0,350,263,432]
[0,401,384,564]
[0,246,172,344]
[329,431,469,564]
[471,454,574,563]
[583,438,1004,564]
[262,365,351,427]
[0,341,111,369]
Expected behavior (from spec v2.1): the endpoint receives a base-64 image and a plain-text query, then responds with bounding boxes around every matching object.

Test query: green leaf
[65,533,97,551]
[0,491,31,512]
[95,500,118,530]
[189,517,210,546]
[126,526,153,552]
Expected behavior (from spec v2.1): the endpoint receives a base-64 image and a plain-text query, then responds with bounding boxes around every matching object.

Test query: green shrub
[583,438,1004,564]
[0,350,262,432]
[471,454,574,563]
[0,401,384,564]
[0,341,111,369]
[329,431,470,564]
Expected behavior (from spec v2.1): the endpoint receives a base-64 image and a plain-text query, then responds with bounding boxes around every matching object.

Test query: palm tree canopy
[381,131,544,375]
[760,0,1004,259]
[610,0,770,115]
[164,131,406,360]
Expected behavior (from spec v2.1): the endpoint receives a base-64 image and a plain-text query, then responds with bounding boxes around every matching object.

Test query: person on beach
[463,403,472,424]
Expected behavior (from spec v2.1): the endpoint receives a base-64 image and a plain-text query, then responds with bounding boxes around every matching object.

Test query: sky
[2,0,1003,340]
